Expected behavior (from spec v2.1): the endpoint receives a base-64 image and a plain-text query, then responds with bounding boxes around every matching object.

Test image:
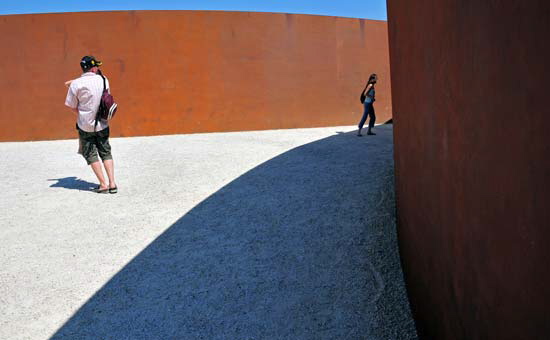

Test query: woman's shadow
[48,176,97,191]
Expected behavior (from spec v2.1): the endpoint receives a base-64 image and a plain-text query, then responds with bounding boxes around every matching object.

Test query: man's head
[80,55,102,73]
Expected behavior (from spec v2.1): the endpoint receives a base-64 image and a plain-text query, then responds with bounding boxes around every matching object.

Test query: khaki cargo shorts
[77,126,113,165]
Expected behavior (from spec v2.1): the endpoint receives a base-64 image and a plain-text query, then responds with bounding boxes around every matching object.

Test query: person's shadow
[48,177,97,191]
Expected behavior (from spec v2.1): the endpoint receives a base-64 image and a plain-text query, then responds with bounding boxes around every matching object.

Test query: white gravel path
[0,125,416,339]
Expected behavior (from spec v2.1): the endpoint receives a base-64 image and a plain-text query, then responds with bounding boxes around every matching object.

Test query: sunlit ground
[0,124,416,339]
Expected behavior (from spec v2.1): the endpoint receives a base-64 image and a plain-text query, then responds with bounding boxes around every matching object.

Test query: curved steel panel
[388,1,550,339]
[0,11,390,141]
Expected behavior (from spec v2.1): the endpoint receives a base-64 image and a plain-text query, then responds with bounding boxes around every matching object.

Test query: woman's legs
[367,104,376,135]
[357,102,370,136]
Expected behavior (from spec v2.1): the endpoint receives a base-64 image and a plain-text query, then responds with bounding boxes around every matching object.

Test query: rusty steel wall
[0,11,390,141]
[387,1,550,339]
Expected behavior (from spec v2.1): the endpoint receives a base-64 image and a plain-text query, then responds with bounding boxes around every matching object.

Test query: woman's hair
[368,73,378,84]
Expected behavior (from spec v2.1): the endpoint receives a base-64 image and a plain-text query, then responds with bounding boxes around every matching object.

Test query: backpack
[95,75,118,130]
[360,83,368,104]
[360,91,366,104]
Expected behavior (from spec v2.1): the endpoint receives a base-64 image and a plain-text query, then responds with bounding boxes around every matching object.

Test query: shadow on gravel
[48,176,97,191]
[50,126,416,339]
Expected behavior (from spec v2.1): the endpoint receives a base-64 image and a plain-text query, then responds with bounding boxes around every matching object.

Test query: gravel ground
[0,125,417,339]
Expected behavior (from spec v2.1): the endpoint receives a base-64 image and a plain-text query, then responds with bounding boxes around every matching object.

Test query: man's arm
[65,82,79,113]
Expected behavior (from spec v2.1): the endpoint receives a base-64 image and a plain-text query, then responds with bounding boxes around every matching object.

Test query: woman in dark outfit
[357,73,378,136]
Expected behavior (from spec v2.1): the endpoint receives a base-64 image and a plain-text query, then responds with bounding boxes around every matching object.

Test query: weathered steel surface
[0,11,390,141]
[387,0,550,339]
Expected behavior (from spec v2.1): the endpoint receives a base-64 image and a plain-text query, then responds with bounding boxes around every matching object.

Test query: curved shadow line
[50,126,415,339]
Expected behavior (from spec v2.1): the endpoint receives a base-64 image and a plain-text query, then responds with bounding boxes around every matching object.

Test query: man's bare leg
[90,161,108,189]
[103,159,117,189]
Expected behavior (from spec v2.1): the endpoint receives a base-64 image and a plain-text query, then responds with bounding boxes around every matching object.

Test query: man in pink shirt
[65,56,117,194]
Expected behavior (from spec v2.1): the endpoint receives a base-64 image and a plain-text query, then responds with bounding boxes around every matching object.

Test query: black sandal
[109,186,118,194]
[94,186,109,194]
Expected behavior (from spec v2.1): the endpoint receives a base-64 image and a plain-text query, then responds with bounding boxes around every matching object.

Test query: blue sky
[0,0,387,20]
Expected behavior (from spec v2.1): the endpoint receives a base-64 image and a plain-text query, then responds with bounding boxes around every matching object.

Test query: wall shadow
[50,125,415,339]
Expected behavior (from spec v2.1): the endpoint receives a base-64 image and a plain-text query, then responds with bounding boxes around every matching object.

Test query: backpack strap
[94,74,107,132]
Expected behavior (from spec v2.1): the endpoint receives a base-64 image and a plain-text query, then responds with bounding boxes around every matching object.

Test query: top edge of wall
[0,9,388,22]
